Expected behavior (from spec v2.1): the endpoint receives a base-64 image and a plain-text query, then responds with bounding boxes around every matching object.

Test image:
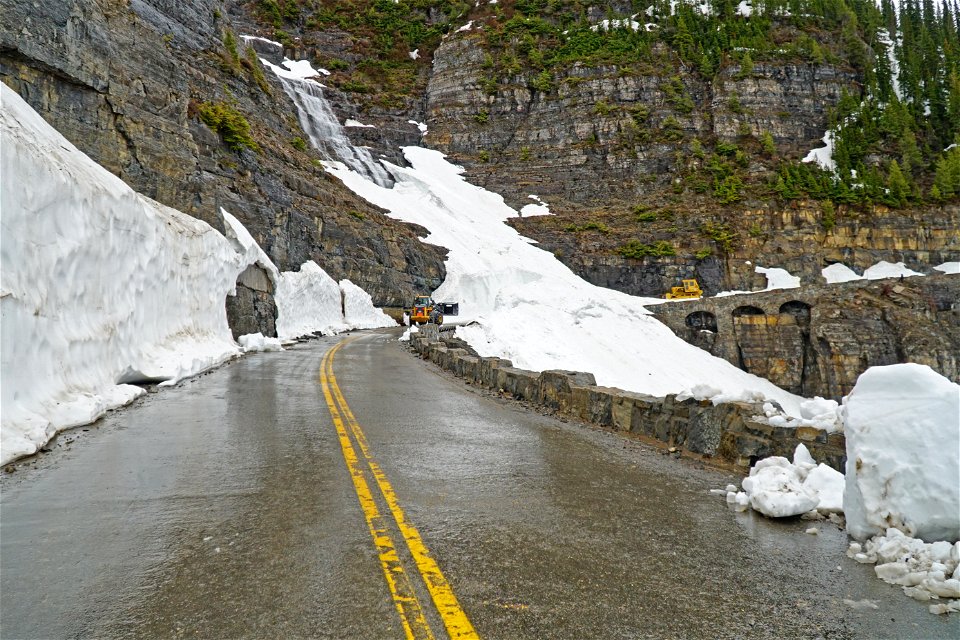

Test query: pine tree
[887,160,910,205]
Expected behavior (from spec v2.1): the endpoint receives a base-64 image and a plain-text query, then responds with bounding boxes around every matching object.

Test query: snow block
[843,364,960,542]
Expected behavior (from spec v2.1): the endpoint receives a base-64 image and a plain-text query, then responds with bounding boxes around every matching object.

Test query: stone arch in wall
[685,311,718,332]
[779,300,812,324]
[732,305,765,318]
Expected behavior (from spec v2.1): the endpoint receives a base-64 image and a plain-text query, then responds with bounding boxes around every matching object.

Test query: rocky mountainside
[2,0,957,386]
[0,0,445,309]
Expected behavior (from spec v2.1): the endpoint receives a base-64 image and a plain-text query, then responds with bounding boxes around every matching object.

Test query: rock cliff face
[650,275,960,400]
[425,34,857,210]
[0,0,445,313]
[510,201,960,297]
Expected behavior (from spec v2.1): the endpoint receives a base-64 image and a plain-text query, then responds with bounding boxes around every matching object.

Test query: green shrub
[618,240,676,259]
[291,136,308,152]
[197,102,259,153]
[475,109,489,124]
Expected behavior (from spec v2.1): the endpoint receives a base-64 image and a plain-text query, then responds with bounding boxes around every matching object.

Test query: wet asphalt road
[1,330,956,639]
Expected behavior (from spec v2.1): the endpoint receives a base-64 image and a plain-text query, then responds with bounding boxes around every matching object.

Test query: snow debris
[802,130,836,172]
[409,49,419,60]
[934,261,960,274]
[720,444,844,518]
[457,21,474,32]
[822,263,863,283]
[862,260,924,280]
[843,364,959,543]
[736,1,753,17]
[848,529,960,612]
[399,325,419,342]
[946,144,958,152]
[344,119,376,128]
[806,527,819,535]
[238,333,283,352]
[407,120,428,134]
[844,598,880,610]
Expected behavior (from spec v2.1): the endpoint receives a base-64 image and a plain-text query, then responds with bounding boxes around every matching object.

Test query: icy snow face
[843,364,960,543]
[0,84,260,464]
[275,262,348,339]
[326,147,809,417]
[340,279,395,330]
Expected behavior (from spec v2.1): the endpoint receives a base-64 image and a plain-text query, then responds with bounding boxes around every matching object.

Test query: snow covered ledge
[0,85,269,464]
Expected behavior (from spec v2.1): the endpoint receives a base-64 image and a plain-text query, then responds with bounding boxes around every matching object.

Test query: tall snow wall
[0,84,257,463]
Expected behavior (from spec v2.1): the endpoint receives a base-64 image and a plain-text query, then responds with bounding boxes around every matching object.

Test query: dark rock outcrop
[0,0,445,307]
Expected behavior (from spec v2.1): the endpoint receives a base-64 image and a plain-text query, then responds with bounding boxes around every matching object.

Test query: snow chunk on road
[741,456,819,517]
[238,333,283,352]
[843,364,960,543]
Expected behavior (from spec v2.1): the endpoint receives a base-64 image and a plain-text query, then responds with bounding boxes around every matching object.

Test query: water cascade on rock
[277,77,393,188]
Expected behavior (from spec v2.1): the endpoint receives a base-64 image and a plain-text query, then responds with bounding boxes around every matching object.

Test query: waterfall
[247,38,394,188]
[277,76,393,188]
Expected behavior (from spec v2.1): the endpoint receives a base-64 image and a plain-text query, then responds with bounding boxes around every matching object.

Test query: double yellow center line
[319,339,479,640]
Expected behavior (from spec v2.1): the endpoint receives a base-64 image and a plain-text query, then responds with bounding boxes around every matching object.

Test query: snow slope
[326,148,811,417]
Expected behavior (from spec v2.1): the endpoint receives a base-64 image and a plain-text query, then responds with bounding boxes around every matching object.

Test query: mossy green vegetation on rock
[196,101,260,152]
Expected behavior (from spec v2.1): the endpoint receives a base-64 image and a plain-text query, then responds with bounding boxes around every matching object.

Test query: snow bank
[275,262,348,339]
[935,261,960,275]
[325,147,809,417]
[755,265,800,290]
[863,260,924,280]
[0,84,259,464]
[843,364,960,543]
[822,263,863,283]
[340,279,395,330]
[274,263,393,338]
[848,530,960,613]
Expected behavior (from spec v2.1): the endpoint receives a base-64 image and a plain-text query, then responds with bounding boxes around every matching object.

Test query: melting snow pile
[848,530,960,614]
[720,363,960,614]
[843,364,960,544]
[1,85,255,463]
[724,444,844,518]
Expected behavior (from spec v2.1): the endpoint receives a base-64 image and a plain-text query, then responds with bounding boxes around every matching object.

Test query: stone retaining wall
[409,326,846,471]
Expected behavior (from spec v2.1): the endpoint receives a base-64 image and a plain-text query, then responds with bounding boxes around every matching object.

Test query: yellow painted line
[325,340,480,640]
[320,344,434,640]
